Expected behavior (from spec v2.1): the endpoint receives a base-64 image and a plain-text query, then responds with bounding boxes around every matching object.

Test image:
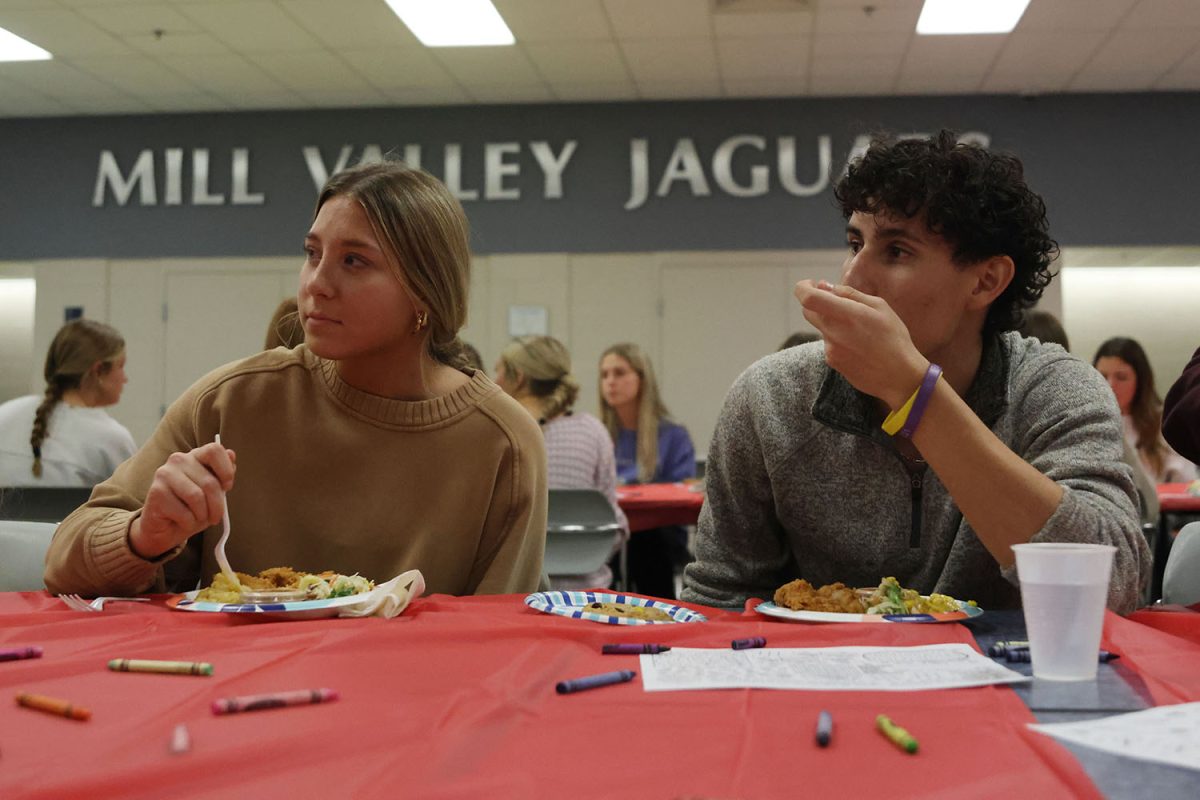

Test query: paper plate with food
[168,567,425,621]
[524,590,707,625]
[755,577,982,623]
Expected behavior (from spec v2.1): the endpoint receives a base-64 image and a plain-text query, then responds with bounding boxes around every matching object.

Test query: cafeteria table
[1,590,1198,799]
[1153,482,1200,599]
[616,482,705,532]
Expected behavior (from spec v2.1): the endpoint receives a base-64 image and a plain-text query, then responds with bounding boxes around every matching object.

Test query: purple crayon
[732,636,766,650]
[0,646,43,663]
[602,643,671,655]
[556,670,636,694]
[212,688,338,715]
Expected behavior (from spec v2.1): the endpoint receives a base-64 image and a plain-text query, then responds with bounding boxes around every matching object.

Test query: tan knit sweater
[44,346,547,597]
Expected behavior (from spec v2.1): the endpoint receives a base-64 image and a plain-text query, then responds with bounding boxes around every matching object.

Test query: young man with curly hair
[682,131,1150,614]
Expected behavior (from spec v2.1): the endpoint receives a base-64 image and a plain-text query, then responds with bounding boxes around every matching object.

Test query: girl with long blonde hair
[598,343,694,598]
[45,161,547,598]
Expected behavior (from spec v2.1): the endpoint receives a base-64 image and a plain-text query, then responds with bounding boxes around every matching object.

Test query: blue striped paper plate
[524,591,706,625]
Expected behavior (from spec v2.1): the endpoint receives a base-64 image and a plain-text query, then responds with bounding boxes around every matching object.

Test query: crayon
[988,640,1031,657]
[731,636,766,650]
[1004,650,1118,664]
[15,692,91,721]
[108,659,213,676]
[876,714,918,754]
[556,670,636,694]
[815,710,833,747]
[0,646,42,663]
[602,644,671,655]
[212,688,338,715]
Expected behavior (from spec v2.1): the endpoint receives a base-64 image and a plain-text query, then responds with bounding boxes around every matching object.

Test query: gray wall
[2,92,1198,259]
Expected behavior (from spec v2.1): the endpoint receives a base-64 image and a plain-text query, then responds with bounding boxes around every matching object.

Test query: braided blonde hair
[31,319,125,477]
[498,336,579,421]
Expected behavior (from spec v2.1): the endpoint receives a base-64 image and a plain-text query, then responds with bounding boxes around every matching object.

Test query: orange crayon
[15,692,92,721]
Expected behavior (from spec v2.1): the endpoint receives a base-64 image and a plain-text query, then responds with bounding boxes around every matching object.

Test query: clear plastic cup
[1012,543,1115,681]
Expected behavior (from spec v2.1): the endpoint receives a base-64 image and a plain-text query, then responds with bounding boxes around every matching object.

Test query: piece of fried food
[585,601,673,622]
[773,579,867,613]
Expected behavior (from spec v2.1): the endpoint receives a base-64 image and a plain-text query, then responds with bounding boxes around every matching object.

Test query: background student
[0,319,135,487]
[599,342,695,598]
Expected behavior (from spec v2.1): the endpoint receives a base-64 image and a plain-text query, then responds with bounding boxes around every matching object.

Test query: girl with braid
[495,335,628,589]
[0,319,135,486]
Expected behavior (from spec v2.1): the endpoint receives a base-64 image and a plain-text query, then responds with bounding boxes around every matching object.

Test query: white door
[163,271,292,407]
[660,262,792,458]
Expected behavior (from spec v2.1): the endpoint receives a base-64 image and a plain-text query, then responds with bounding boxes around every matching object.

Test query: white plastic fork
[213,433,241,592]
[59,594,151,612]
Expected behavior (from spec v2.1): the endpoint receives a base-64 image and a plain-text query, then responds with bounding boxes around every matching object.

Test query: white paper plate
[755,599,983,624]
[524,591,707,625]
[168,591,371,621]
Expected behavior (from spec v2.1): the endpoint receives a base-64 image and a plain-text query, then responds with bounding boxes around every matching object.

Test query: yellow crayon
[876,714,919,754]
[108,659,213,676]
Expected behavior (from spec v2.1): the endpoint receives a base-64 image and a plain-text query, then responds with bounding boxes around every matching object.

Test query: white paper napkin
[338,569,425,619]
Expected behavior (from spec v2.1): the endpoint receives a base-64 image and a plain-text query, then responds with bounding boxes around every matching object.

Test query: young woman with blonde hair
[0,319,135,486]
[496,335,629,589]
[46,161,547,598]
[598,342,694,598]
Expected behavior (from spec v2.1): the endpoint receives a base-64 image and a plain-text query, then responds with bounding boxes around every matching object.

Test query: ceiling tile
[223,89,306,109]
[523,41,629,83]
[814,0,922,35]
[1075,27,1198,81]
[983,31,1106,92]
[899,35,1006,77]
[717,36,809,79]
[809,51,903,78]
[0,59,130,102]
[808,71,895,95]
[549,80,637,101]
[1016,0,1138,31]
[156,52,290,94]
[140,90,231,111]
[279,0,418,49]
[295,86,391,108]
[894,71,985,94]
[433,46,543,85]
[713,9,813,37]
[0,75,74,116]
[722,76,806,97]
[637,77,723,99]
[492,0,612,42]
[337,46,461,91]
[604,0,711,39]
[66,96,154,115]
[175,0,323,52]
[0,7,134,56]
[812,31,908,57]
[74,3,201,35]
[123,31,233,55]
[248,50,379,93]
[1123,0,1200,29]
[1156,45,1200,87]
[378,84,473,105]
[621,38,719,83]
[71,54,204,96]
[466,83,556,103]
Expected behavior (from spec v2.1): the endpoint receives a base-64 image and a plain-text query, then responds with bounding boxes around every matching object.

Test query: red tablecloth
[1156,482,1200,513]
[616,483,705,532]
[0,592,1102,799]
[1104,608,1200,704]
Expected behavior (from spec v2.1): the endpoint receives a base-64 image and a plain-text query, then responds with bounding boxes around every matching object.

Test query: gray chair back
[545,489,622,579]
[0,486,92,522]
[1163,521,1200,605]
[0,520,57,591]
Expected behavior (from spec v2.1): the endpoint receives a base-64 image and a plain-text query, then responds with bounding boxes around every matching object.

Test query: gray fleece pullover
[682,332,1150,615]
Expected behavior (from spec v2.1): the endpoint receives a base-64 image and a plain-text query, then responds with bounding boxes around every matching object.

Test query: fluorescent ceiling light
[385,0,515,47]
[917,0,1031,35]
[0,26,51,62]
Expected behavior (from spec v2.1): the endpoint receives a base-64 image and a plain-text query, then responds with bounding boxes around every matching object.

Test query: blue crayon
[816,710,833,747]
[731,636,766,650]
[556,670,636,695]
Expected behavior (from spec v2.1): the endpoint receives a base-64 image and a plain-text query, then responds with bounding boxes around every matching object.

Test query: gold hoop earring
[413,310,429,334]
